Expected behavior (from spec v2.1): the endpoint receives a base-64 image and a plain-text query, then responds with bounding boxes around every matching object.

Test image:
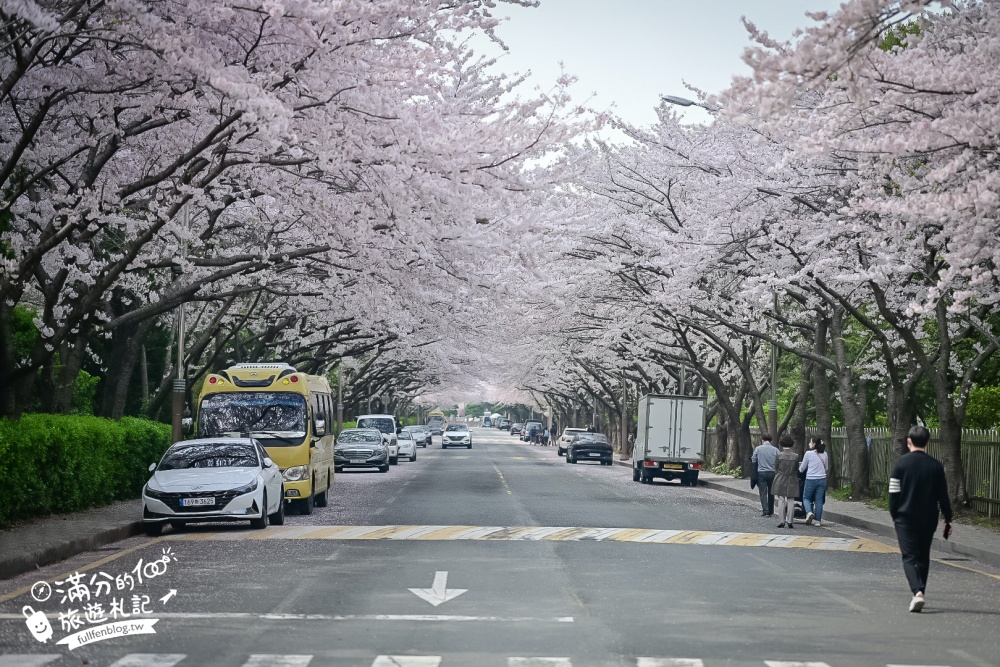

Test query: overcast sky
[475,0,844,126]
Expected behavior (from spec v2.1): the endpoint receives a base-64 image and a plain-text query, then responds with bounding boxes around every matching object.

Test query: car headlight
[282,465,310,482]
[144,484,166,499]
[232,479,259,495]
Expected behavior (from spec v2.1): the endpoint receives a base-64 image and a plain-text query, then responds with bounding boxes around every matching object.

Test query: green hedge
[0,414,172,527]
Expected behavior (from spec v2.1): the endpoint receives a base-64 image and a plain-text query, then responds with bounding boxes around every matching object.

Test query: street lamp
[171,202,190,444]
[660,94,720,112]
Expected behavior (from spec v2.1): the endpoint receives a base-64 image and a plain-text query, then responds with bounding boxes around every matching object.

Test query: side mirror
[314,419,326,437]
[396,426,402,434]
[148,463,157,472]
[263,457,274,468]
[181,417,193,435]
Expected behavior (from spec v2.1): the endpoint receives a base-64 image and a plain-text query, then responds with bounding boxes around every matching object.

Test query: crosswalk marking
[109,655,186,667]
[637,660,704,667]
[169,525,897,553]
[509,659,572,667]
[244,656,312,667]
[0,656,60,667]
[765,662,832,667]
[371,658,442,667]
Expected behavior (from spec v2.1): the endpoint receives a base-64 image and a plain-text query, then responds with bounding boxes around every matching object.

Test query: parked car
[522,420,543,442]
[566,433,614,465]
[443,423,473,449]
[335,428,390,473]
[496,418,510,429]
[397,429,418,461]
[142,438,284,536]
[356,414,400,464]
[557,427,588,456]
[509,422,523,435]
[408,425,432,447]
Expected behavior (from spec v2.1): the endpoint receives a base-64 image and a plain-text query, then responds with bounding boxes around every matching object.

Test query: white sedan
[397,429,418,462]
[142,438,284,535]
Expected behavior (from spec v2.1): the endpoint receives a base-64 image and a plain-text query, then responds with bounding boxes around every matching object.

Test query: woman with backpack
[799,437,830,526]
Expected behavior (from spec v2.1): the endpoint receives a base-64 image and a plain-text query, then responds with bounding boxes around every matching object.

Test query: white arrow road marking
[408,571,467,607]
[159,589,177,604]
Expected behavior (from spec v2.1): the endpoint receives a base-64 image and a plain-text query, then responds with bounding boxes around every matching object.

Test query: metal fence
[714,427,1000,517]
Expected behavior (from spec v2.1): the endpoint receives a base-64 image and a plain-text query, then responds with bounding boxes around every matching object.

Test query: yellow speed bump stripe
[171,526,898,553]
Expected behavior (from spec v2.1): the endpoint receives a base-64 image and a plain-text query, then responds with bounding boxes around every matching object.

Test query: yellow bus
[195,363,334,514]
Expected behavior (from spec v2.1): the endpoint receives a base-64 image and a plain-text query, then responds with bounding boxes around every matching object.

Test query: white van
[356,414,400,465]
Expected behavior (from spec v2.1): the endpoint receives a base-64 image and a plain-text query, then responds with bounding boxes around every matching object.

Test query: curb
[0,521,144,581]
[614,458,1000,570]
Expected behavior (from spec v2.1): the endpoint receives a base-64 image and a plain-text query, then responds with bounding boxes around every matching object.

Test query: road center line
[491,462,513,495]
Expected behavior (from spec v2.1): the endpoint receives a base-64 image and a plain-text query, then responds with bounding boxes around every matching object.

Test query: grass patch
[708,462,742,478]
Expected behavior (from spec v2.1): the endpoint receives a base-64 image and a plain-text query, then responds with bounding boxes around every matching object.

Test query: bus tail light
[290,375,299,383]
[208,377,217,384]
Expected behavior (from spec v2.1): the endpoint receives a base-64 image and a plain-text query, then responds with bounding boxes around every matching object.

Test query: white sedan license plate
[180,497,214,507]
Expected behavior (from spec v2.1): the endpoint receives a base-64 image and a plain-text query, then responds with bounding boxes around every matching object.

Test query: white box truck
[631,394,705,486]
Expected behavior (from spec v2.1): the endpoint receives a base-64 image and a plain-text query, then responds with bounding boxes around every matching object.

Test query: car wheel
[442,443,447,449]
[379,464,390,472]
[170,521,186,532]
[467,443,472,449]
[250,492,269,529]
[557,448,565,456]
[298,490,314,515]
[632,466,640,482]
[390,456,398,465]
[411,452,417,462]
[335,465,343,473]
[144,523,163,537]
[269,490,286,525]
[570,456,577,464]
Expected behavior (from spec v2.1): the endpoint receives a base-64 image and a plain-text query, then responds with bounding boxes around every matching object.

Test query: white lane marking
[637,659,705,667]
[408,571,468,607]
[371,658,442,667]
[948,648,994,667]
[637,530,685,543]
[764,662,832,667]
[0,612,577,623]
[109,655,187,667]
[243,656,312,667]
[694,532,741,546]
[0,657,61,667]
[509,660,572,667]
[886,665,951,667]
[511,527,571,541]
[576,527,624,541]
[452,526,506,539]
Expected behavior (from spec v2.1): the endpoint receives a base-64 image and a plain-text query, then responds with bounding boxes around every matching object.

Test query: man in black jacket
[889,425,953,613]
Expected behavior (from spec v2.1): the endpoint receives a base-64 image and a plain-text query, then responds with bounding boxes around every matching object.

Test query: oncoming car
[142,438,284,535]
[442,423,472,449]
[334,428,389,472]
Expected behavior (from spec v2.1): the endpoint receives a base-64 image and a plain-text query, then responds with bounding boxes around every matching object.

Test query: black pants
[757,471,775,514]
[894,520,935,595]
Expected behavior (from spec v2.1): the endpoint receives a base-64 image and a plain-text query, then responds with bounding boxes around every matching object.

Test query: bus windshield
[199,392,307,445]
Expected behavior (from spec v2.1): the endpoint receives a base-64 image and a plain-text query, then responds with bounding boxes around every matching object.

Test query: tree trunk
[934,395,969,507]
[831,307,870,497]
[712,410,727,467]
[49,335,87,414]
[792,358,811,456]
[813,318,834,458]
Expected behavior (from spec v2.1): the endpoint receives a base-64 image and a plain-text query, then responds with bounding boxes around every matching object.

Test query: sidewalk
[697,470,1000,568]
[0,500,143,580]
[610,459,1000,569]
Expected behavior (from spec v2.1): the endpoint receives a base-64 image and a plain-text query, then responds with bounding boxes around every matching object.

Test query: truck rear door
[647,396,704,460]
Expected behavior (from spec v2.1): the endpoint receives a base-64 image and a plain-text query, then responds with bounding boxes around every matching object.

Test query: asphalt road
[2,427,999,667]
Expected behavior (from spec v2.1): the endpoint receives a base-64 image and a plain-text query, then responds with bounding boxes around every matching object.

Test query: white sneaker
[815,520,822,527]
[909,593,925,612]
[805,512,815,525]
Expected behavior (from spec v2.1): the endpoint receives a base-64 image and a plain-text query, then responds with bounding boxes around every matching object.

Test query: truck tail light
[643,460,658,467]
[691,462,702,469]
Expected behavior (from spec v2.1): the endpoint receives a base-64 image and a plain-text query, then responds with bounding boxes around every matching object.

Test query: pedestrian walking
[772,435,800,529]
[541,427,550,446]
[551,420,559,441]
[799,437,829,526]
[889,425,953,612]
[751,434,779,516]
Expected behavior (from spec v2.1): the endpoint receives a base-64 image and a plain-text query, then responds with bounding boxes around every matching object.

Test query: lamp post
[337,364,344,436]
[170,202,189,444]
[660,94,720,112]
